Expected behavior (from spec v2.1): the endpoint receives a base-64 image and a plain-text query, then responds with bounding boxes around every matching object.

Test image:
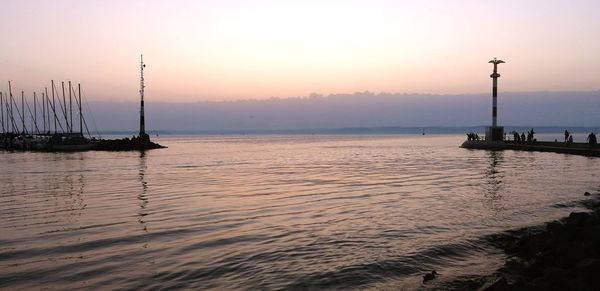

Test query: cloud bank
[86,91,600,133]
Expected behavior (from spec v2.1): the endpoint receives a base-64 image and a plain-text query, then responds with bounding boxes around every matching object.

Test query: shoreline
[446,194,600,290]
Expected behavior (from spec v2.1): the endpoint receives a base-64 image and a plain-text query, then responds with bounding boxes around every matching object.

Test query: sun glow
[1,0,599,101]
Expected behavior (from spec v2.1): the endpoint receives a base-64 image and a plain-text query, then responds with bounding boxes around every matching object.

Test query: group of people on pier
[466,129,598,147]
[466,132,480,141]
[512,129,536,143]
[563,130,597,147]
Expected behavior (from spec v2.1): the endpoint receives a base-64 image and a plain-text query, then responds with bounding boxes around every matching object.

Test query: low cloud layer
[86,91,600,133]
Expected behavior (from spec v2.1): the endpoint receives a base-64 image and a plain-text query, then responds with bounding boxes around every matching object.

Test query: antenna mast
[139,54,148,140]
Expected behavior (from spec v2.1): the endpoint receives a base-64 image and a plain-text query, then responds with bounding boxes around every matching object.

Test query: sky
[1,0,599,102]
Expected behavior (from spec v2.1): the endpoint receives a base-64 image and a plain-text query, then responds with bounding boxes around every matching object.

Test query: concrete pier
[461,140,600,157]
[460,57,599,157]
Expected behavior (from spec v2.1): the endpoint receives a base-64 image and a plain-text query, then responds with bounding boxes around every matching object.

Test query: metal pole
[9,82,13,133]
[4,92,8,134]
[52,80,57,133]
[6,92,11,133]
[6,93,9,134]
[34,92,37,134]
[78,83,82,135]
[24,94,38,135]
[21,91,26,135]
[42,92,46,133]
[61,81,69,132]
[4,92,6,133]
[4,93,6,134]
[139,54,146,138]
[0,92,4,134]
[45,87,51,134]
[69,81,72,133]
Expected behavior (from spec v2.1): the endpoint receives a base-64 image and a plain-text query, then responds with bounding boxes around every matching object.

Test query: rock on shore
[95,137,166,151]
[480,198,600,290]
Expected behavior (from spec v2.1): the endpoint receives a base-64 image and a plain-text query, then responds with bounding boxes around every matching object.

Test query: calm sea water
[1,135,598,290]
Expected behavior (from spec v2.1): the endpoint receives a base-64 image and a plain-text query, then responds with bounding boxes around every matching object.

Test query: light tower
[487,58,505,141]
[139,54,149,141]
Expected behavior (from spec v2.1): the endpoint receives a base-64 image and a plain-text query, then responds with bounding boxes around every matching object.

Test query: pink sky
[1,0,599,102]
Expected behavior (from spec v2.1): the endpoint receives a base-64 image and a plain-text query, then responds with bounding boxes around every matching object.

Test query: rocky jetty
[95,135,166,151]
[489,202,600,290]
[449,196,600,290]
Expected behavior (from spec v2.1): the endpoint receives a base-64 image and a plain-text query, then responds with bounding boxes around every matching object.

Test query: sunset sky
[1,0,599,102]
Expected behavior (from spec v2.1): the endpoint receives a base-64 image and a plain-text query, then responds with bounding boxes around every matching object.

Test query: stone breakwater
[451,195,600,290]
[94,137,166,151]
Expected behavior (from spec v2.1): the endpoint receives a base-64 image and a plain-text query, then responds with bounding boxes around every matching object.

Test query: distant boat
[48,133,97,151]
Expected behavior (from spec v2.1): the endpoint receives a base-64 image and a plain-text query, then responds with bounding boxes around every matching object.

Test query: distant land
[88,91,599,134]
[99,127,599,137]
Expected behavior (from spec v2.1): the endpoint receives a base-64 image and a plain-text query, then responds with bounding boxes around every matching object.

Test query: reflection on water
[0,135,598,290]
[483,151,505,212]
[138,151,148,231]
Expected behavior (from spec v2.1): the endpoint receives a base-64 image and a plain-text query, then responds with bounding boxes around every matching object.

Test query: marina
[0,55,164,152]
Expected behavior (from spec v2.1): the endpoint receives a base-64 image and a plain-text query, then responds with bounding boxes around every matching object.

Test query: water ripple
[1,135,598,289]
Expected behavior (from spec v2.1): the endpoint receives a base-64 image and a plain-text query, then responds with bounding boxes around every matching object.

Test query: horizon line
[96,125,600,135]
[83,89,600,103]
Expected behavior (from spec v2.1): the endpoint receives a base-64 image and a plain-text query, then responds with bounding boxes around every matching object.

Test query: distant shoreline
[97,126,600,137]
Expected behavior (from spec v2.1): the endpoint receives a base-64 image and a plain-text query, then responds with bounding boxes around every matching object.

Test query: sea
[1,134,598,290]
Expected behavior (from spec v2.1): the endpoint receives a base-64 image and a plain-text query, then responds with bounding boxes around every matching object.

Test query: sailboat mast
[21,91,26,134]
[45,87,51,133]
[69,81,73,133]
[34,92,37,134]
[42,92,46,133]
[139,54,146,138]
[52,81,57,133]
[4,92,8,134]
[61,81,69,132]
[0,92,4,134]
[7,93,11,133]
[78,83,82,135]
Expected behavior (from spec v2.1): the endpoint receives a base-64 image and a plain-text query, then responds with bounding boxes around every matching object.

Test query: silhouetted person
[521,132,526,142]
[525,129,534,142]
[514,132,519,142]
[567,135,573,145]
[587,132,597,148]
[564,130,570,142]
